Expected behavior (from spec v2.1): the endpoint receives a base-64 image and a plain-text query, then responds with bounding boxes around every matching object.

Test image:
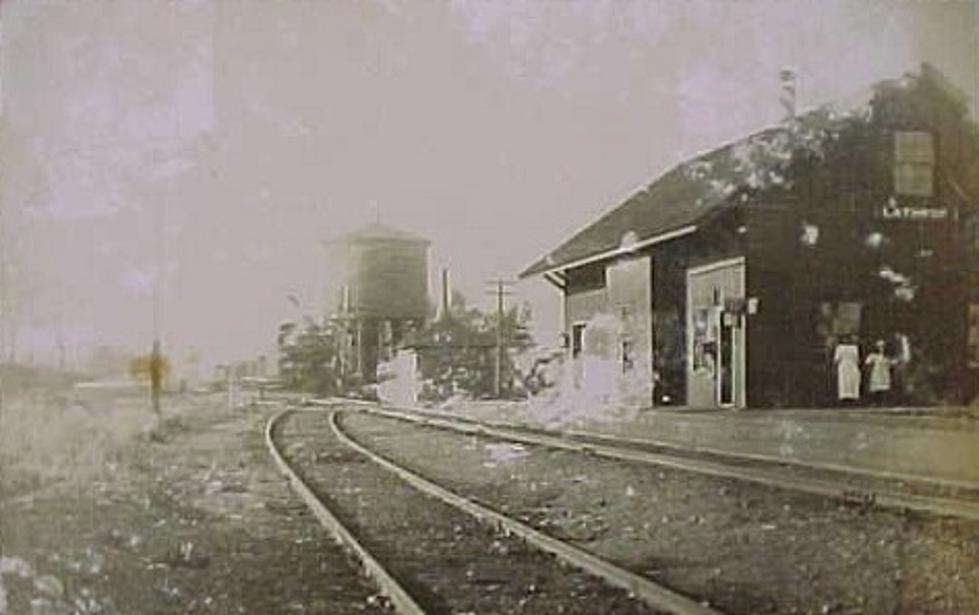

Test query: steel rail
[372,402,979,493]
[264,409,426,615]
[328,409,721,615]
[344,403,979,523]
[560,427,979,494]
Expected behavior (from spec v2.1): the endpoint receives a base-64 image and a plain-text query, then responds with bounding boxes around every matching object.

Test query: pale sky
[1,0,977,369]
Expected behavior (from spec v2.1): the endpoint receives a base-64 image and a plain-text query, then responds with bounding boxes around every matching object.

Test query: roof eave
[519,224,698,279]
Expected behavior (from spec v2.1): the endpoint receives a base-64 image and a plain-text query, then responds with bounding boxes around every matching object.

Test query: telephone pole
[150,157,167,418]
[485,280,514,398]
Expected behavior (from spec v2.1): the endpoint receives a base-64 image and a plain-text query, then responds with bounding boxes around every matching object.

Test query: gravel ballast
[280,411,664,615]
[341,410,979,615]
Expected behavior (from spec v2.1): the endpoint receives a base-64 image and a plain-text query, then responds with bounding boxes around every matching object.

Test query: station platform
[428,401,979,490]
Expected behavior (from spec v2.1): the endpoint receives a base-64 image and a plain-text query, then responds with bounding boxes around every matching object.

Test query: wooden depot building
[520,65,979,409]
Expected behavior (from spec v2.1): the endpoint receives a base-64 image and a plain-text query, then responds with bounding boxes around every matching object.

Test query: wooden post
[486,280,514,398]
[150,339,162,416]
[495,281,503,397]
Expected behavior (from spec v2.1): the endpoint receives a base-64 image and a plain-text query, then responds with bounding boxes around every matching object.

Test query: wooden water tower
[324,223,430,383]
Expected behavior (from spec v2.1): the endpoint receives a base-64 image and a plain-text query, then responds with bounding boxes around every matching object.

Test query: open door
[687,258,747,408]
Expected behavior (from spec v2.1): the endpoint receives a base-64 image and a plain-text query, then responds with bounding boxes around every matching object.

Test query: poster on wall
[692,307,716,374]
[815,302,862,348]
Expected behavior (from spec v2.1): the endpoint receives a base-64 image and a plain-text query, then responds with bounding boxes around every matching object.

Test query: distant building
[521,65,979,409]
[323,222,430,384]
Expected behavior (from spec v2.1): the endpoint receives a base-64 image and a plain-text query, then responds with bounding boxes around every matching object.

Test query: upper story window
[894,131,934,197]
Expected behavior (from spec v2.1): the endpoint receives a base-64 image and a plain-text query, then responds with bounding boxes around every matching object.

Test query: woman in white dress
[834,335,861,404]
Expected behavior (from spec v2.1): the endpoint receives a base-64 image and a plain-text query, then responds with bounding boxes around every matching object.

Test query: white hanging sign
[881,197,948,221]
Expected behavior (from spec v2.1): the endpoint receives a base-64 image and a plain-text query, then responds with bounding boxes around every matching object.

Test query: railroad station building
[520,65,979,409]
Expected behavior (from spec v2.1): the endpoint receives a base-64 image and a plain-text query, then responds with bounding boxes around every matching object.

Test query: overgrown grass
[0,390,231,496]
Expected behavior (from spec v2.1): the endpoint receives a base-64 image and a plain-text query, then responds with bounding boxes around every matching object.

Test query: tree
[277,321,339,396]
[481,302,534,351]
[407,300,534,400]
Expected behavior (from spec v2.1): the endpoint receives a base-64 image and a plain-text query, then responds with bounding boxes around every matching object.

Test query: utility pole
[485,280,514,398]
[439,268,451,321]
[56,327,66,371]
[0,191,7,420]
[150,166,166,418]
[0,186,5,422]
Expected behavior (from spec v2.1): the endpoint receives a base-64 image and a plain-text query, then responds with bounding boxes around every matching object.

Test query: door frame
[686,257,747,408]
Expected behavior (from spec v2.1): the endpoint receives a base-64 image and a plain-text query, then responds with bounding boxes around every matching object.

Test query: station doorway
[687,258,747,408]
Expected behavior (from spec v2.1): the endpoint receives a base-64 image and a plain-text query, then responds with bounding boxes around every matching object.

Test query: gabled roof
[519,138,754,278]
[518,74,901,279]
[327,222,430,245]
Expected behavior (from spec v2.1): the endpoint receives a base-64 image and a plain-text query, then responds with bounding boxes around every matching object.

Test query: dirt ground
[1,392,387,614]
[342,412,979,615]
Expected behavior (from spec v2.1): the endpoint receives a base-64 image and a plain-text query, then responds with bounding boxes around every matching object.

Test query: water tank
[324,223,430,321]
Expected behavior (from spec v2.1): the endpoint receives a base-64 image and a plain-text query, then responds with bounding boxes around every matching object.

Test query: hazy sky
[2,0,977,368]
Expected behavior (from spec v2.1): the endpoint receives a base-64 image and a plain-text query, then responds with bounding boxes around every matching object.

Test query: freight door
[687,258,747,408]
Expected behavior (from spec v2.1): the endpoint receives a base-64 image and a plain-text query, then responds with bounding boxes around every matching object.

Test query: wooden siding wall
[606,256,654,406]
[562,256,655,407]
[565,288,607,331]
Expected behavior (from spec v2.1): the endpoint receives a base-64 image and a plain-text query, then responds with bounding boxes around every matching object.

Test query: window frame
[893,130,935,197]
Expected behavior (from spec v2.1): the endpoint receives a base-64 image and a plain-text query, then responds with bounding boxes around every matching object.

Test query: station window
[571,324,586,358]
[894,131,934,197]
[621,339,634,372]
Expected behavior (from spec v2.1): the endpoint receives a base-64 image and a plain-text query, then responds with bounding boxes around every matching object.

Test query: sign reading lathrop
[880,196,950,221]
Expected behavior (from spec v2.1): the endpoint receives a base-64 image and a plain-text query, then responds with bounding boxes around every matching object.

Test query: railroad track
[319,401,979,523]
[266,406,720,615]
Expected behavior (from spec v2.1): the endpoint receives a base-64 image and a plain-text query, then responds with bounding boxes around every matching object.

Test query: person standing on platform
[865,339,893,406]
[834,334,861,405]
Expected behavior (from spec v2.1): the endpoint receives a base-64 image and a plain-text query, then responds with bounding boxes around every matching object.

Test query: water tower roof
[327,222,430,245]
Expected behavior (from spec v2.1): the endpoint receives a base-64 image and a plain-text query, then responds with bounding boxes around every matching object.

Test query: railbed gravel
[339,410,979,615]
[279,411,666,615]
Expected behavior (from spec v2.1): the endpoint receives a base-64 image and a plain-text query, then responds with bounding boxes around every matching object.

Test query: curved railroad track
[266,406,720,615]
[322,401,979,523]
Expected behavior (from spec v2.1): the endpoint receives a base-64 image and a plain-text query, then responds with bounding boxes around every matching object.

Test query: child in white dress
[865,339,893,406]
